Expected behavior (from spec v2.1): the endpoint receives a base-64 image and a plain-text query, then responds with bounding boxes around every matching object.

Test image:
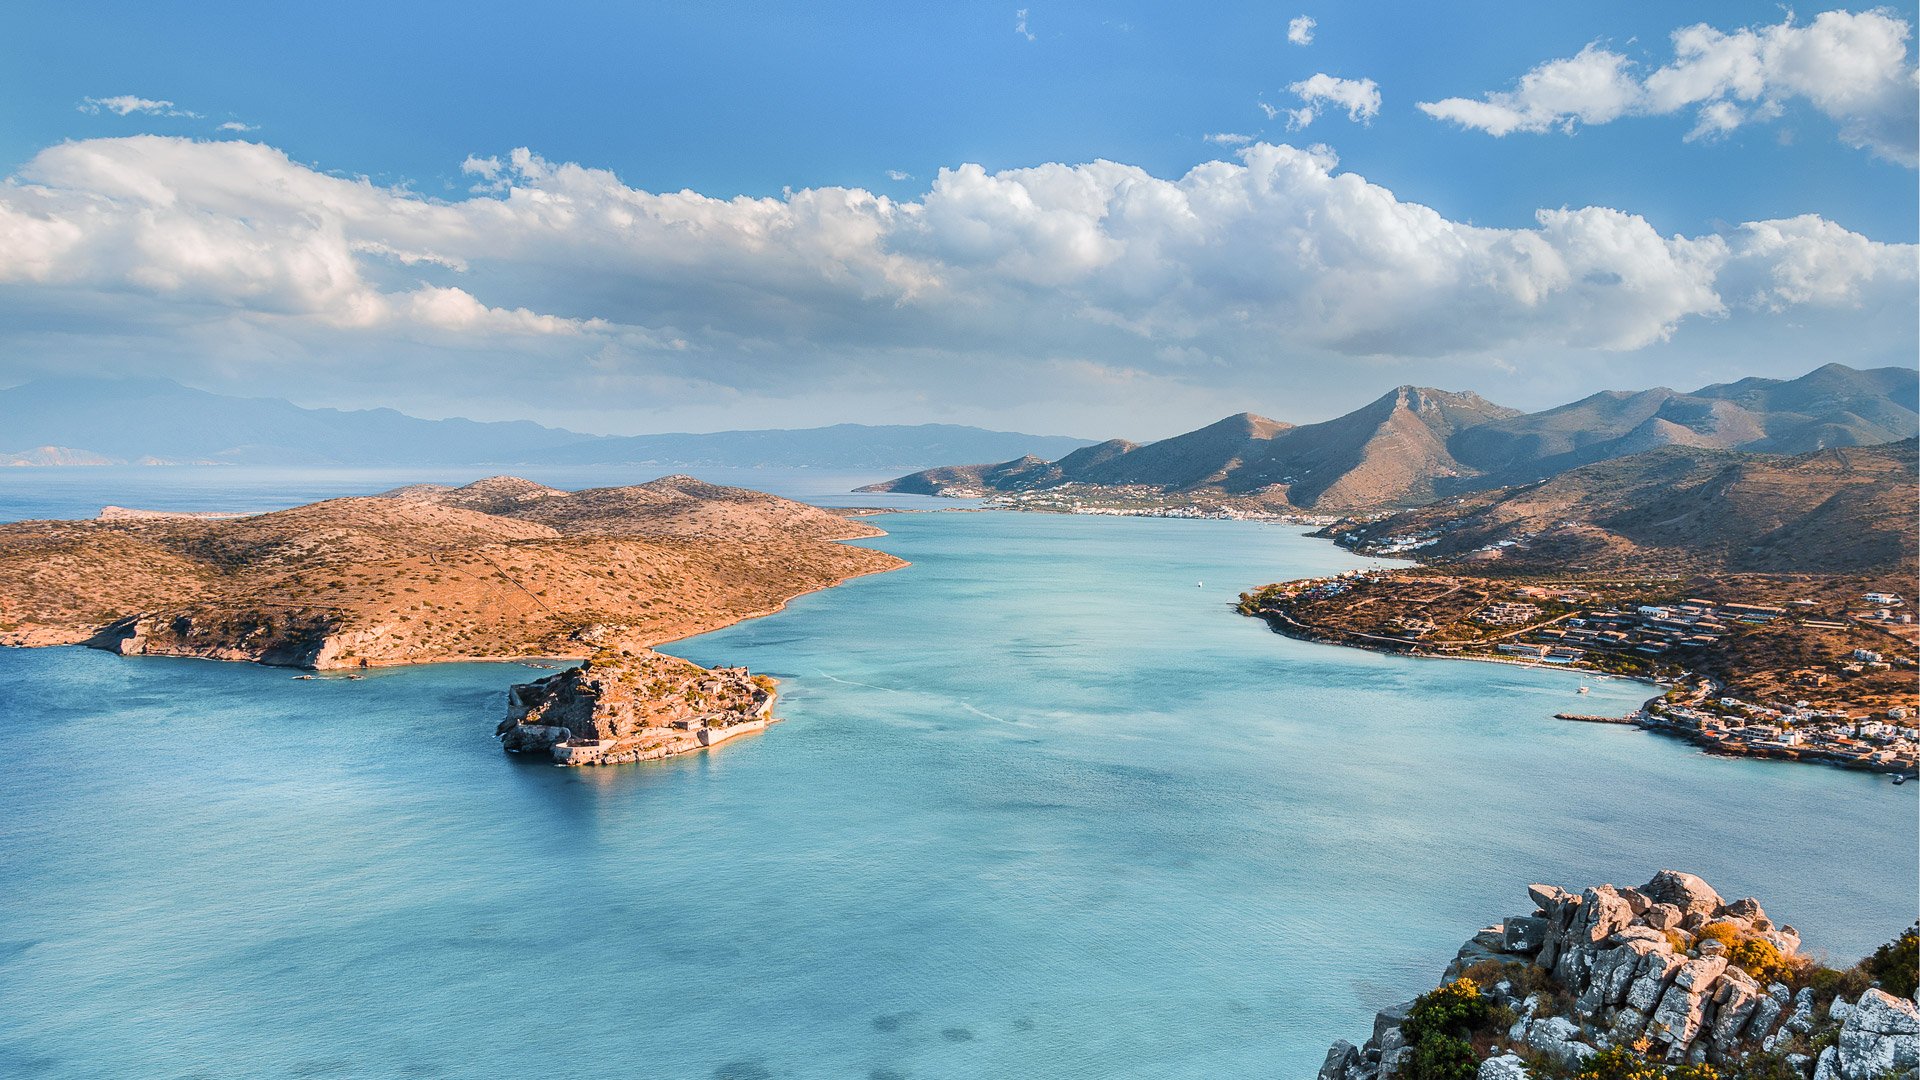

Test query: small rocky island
[0,474,905,767]
[1322,871,1918,1080]
[497,648,778,765]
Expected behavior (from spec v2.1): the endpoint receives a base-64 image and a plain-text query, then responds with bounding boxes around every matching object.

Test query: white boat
[1577,685,1590,694]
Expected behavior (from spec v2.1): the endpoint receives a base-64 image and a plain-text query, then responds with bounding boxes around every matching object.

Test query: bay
[0,509,1911,1079]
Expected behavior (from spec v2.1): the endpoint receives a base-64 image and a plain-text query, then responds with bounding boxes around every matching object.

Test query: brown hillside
[1329,440,1919,576]
[0,477,904,669]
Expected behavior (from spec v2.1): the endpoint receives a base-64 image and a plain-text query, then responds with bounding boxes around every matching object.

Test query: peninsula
[1241,441,1920,775]
[0,474,906,764]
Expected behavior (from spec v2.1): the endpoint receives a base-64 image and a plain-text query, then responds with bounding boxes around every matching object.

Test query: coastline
[0,533,907,673]
[1251,605,1915,777]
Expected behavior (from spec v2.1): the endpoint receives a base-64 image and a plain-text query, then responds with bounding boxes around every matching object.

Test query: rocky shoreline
[1245,602,1916,778]
[1322,871,1917,1080]
[495,649,779,766]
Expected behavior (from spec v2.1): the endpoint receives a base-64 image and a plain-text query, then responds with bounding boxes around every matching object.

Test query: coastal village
[1240,570,1920,777]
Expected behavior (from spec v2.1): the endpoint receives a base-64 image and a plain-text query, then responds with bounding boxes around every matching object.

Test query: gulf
[0,508,1911,1079]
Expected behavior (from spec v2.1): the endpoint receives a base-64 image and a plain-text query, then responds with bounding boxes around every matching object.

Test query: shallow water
[0,511,1912,1079]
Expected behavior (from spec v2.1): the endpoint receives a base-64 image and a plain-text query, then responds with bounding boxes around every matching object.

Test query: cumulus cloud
[0,135,1908,421]
[79,95,199,118]
[1419,9,1920,165]
[1283,73,1382,129]
[1288,15,1316,46]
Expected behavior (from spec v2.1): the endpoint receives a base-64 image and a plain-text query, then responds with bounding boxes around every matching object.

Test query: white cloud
[1288,15,1316,46]
[1285,73,1382,128]
[1204,132,1254,146]
[1015,8,1034,42]
[0,136,1907,417]
[79,95,200,119]
[886,169,913,181]
[217,121,258,133]
[1725,214,1919,309]
[1419,9,1920,165]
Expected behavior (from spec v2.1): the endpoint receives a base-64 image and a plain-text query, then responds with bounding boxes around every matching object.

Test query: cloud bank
[1418,9,1920,165]
[0,136,1909,426]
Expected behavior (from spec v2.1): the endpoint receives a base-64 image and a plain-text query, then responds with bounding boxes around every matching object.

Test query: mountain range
[864,364,1919,512]
[0,377,1094,469]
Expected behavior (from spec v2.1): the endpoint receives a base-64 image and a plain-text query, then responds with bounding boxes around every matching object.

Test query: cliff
[1322,871,1918,1080]
[496,649,777,766]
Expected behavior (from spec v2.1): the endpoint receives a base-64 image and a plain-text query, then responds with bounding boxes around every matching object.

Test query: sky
[1,0,1915,439]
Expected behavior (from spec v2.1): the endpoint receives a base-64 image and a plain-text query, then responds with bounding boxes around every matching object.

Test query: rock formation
[496,649,778,766]
[1321,872,1919,1080]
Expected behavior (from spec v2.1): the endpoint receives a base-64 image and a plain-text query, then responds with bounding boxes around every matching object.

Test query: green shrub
[1721,1053,1802,1080]
[1405,1035,1479,1080]
[1865,924,1918,999]
[1573,1046,1665,1080]
[1402,977,1489,1043]
[1806,962,1871,1004]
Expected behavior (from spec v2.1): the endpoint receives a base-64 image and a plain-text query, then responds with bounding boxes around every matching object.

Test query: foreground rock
[496,649,777,766]
[1321,872,1919,1080]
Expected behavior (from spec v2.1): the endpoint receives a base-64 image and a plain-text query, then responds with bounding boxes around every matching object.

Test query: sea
[0,467,1913,1079]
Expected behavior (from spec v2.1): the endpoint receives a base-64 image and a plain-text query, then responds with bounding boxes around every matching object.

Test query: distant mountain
[1447,363,1920,487]
[516,423,1097,469]
[0,377,1092,468]
[1326,439,1920,576]
[0,446,117,466]
[868,385,1521,510]
[864,364,1917,512]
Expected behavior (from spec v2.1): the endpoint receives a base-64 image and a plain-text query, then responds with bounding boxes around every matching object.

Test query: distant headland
[0,474,907,764]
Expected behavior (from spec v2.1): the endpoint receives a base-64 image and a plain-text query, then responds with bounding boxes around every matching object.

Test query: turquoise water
[0,511,1913,1079]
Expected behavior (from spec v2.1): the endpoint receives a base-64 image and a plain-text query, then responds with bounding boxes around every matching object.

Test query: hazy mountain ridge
[0,377,1095,468]
[1446,363,1920,486]
[864,364,1918,511]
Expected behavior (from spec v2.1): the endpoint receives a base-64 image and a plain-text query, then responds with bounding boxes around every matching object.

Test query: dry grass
[0,475,904,667]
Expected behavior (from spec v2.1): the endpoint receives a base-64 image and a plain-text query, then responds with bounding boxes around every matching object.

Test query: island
[498,648,780,766]
[0,474,906,764]
[1318,871,1918,1080]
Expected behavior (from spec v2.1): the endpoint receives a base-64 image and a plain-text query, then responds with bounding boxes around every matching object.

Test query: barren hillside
[0,476,903,668]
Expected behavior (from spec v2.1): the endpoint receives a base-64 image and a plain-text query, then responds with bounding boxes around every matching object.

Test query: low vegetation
[0,475,905,668]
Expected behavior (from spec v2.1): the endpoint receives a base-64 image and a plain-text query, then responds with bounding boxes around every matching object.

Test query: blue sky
[1,1,1914,436]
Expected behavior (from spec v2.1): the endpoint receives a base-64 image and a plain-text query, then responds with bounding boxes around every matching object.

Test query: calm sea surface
[0,473,1913,1078]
